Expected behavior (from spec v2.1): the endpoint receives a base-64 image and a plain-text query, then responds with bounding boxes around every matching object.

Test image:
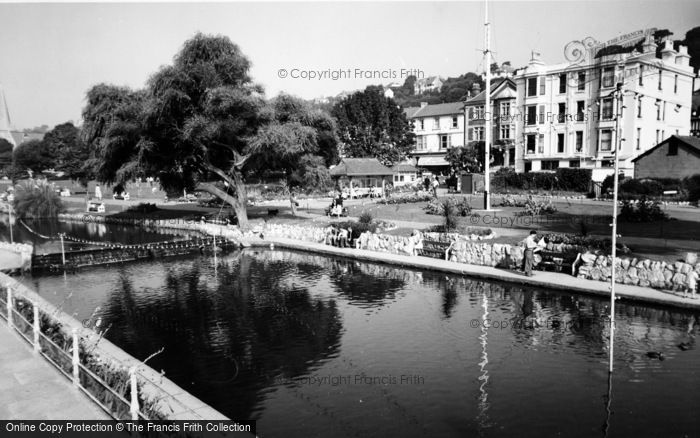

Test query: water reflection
[21,248,700,438]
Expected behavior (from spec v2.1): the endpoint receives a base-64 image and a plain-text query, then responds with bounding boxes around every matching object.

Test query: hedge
[491,168,592,193]
[601,174,700,201]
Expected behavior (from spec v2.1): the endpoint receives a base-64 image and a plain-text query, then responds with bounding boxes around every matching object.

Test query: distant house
[414,76,444,95]
[632,135,700,179]
[329,158,393,192]
[391,160,419,187]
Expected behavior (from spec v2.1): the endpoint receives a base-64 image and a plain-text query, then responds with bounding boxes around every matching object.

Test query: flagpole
[609,82,622,373]
[483,0,491,210]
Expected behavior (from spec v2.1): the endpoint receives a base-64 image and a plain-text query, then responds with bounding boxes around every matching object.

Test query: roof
[392,161,418,172]
[417,156,450,167]
[632,135,700,162]
[329,158,393,177]
[409,102,464,119]
[466,78,516,104]
[403,106,420,118]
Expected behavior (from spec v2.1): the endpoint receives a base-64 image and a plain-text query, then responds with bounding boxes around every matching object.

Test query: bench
[537,250,576,273]
[417,240,452,259]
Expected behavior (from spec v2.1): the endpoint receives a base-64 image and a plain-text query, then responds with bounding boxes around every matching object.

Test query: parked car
[113,192,130,201]
[87,202,106,213]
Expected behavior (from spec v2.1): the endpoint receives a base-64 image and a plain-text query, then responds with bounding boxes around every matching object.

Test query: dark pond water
[0,218,187,253]
[20,248,700,438]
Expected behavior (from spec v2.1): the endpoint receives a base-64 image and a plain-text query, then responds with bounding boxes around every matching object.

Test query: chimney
[420,102,428,108]
[472,82,481,95]
[661,39,677,62]
[642,35,657,54]
[529,50,544,66]
[676,45,690,67]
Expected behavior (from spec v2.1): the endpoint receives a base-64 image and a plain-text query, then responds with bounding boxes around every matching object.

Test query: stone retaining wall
[576,253,699,292]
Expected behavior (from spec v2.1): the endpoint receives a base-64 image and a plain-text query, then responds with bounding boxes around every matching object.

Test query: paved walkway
[257,237,700,310]
[0,323,110,420]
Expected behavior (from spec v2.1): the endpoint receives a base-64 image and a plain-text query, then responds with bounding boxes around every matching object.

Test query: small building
[632,135,700,179]
[329,158,393,194]
[391,160,419,187]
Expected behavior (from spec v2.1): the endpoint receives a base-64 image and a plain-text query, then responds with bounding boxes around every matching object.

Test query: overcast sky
[1,0,698,129]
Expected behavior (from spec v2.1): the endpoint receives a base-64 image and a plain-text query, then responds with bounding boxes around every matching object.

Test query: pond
[20,248,700,438]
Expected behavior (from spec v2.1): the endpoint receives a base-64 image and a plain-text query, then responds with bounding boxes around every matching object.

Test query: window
[577,72,586,91]
[569,160,581,168]
[467,128,473,141]
[601,98,614,120]
[557,133,565,153]
[538,134,545,153]
[656,100,662,120]
[599,129,612,151]
[527,77,537,97]
[636,128,641,150]
[538,105,545,124]
[500,102,511,117]
[661,130,665,141]
[452,116,459,128]
[662,102,666,121]
[539,77,545,95]
[638,65,644,86]
[575,131,583,152]
[542,160,559,170]
[473,127,484,141]
[637,97,642,118]
[559,73,567,94]
[440,134,451,149]
[500,125,512,139]
[524,162,532,172]
[527,105,537,126]
[433,117,439,130]
[526,134,536,154]
[419,119,424,130]
[601,67,614,88]
[674,74,678,94]
[658,69,663,90]
[576,101,585,121]
[415,136,426,150]
[558,103,566,123]
[655,129,660,145]
[668,141,678,156]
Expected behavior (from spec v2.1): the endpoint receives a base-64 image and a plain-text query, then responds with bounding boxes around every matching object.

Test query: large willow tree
[82,33,337,227]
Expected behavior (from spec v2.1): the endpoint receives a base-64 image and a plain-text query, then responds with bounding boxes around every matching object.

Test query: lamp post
[482,0,492,210]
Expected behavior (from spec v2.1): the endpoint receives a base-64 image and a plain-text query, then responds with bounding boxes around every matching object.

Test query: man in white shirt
[521,230,541,276]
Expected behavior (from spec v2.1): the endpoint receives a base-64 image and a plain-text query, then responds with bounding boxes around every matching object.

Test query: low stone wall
[0,241,33,272]
[576,253,700,292]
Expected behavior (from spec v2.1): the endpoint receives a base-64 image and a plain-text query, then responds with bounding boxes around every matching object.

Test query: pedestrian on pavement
[521,230,541,276]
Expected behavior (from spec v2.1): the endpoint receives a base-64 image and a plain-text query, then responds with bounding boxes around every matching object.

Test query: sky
[0,0,698,130]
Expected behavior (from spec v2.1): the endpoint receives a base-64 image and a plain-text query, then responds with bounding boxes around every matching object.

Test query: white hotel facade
[405,30,696,180]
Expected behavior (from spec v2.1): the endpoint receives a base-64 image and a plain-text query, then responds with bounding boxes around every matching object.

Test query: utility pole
[608,82,623,373]
[483,0,492,210]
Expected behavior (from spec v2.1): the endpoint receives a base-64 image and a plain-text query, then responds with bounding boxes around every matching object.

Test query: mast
[483,0,491,210]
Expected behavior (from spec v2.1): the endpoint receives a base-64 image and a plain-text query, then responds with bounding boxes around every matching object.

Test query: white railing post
[72,328,80,386]
[6,287,13,329]
[129,366,140,420]
[33,303,40,353]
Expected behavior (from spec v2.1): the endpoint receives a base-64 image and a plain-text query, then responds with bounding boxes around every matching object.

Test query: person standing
[432,177,439,198]
[521,230,541,277]
[289,189,298,216]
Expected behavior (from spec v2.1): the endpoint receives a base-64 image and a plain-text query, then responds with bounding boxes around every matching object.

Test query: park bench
[417,239,452,260]
[537,249,576,274]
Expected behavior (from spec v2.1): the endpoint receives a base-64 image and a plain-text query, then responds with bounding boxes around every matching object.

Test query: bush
[13,179,65,219]
[127,203,159,214]
[424,197,472,216]
[358,211,374,224]
[491,168,591,193]
[514,196,557,216]
[441,200,458,232]
[683,174,700,203]
[377,190,433,205]
[619,196,668,222]
[555,168,592,192]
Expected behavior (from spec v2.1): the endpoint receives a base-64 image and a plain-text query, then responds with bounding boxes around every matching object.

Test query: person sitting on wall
[411,230,424,256]
[324,225,337,246]
[337,226,352,248]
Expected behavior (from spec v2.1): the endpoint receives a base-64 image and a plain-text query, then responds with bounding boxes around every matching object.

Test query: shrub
[619,196,668,222]
[377,190,433,205]
[441,200,458,232]
[358,211,374,224]
[13,179,65,219]
[127,203,159,214]
[424,197,472,216]
[683,174,700,203]
[555,168,592,192]
[514,196,557,216]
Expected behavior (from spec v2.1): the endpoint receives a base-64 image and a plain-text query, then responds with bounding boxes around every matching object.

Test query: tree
[680,26,700,73]
[331,86,414,165]
[0,138,13,170]
[13,179,65,219]
[83,33,335,227]
[445,145,483,174]
[13,139,53,174]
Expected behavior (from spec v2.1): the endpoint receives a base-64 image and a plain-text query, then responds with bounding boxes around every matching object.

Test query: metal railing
[1,283,212,421]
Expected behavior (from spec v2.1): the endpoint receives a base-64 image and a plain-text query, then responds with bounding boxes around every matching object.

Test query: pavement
[255,237,700,310]
[0,323,110,420]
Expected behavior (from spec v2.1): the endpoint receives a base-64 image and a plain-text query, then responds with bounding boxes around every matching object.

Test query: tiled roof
[410,102,464,118]
[392,161,418,172]
[632,135,700,162]
[466,78,515,104]
[403,106,420,118]
[329,158,394,177]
